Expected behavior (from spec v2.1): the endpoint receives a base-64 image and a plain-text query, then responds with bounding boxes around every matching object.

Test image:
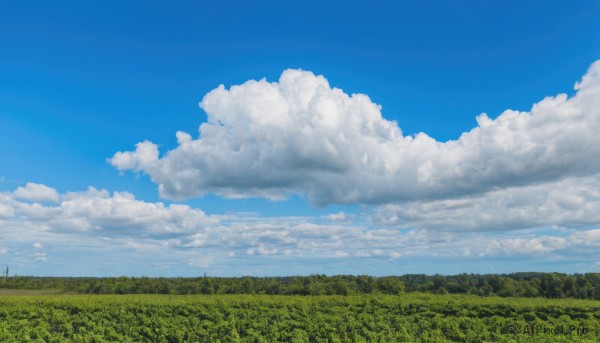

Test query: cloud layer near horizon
[1,183,600,275]
[111,61,600,206]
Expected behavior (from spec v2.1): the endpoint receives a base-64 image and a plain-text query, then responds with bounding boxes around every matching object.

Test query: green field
[0,293,598,342]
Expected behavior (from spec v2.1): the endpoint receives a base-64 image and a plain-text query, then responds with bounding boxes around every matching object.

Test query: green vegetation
[0,293,597,342]
[2,273,600,299]
[2,274,599,341]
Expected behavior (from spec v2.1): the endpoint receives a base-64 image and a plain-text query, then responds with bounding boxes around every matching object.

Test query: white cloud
[110,141,159,172]
[5,186,214,236]
[373,176,600,231]
[56,188,213,234]
[14,183,59,202]
[480,229,600,258]
[111,61,600,206]
[0,204,14,219]
[1,183,600,274]
[326,211,351,221]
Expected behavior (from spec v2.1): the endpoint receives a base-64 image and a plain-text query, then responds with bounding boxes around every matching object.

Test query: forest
[1,272,599,299]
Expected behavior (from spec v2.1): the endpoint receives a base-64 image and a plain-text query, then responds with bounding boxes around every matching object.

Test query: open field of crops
[0,293,598,342]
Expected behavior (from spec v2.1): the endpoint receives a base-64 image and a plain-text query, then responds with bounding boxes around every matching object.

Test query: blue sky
[1,1,600,276]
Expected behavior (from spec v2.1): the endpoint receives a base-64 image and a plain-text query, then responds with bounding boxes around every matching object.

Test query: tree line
[1,272,599,299]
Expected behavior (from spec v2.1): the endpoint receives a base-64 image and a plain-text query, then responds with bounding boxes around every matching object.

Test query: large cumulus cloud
[110,61,600,205]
